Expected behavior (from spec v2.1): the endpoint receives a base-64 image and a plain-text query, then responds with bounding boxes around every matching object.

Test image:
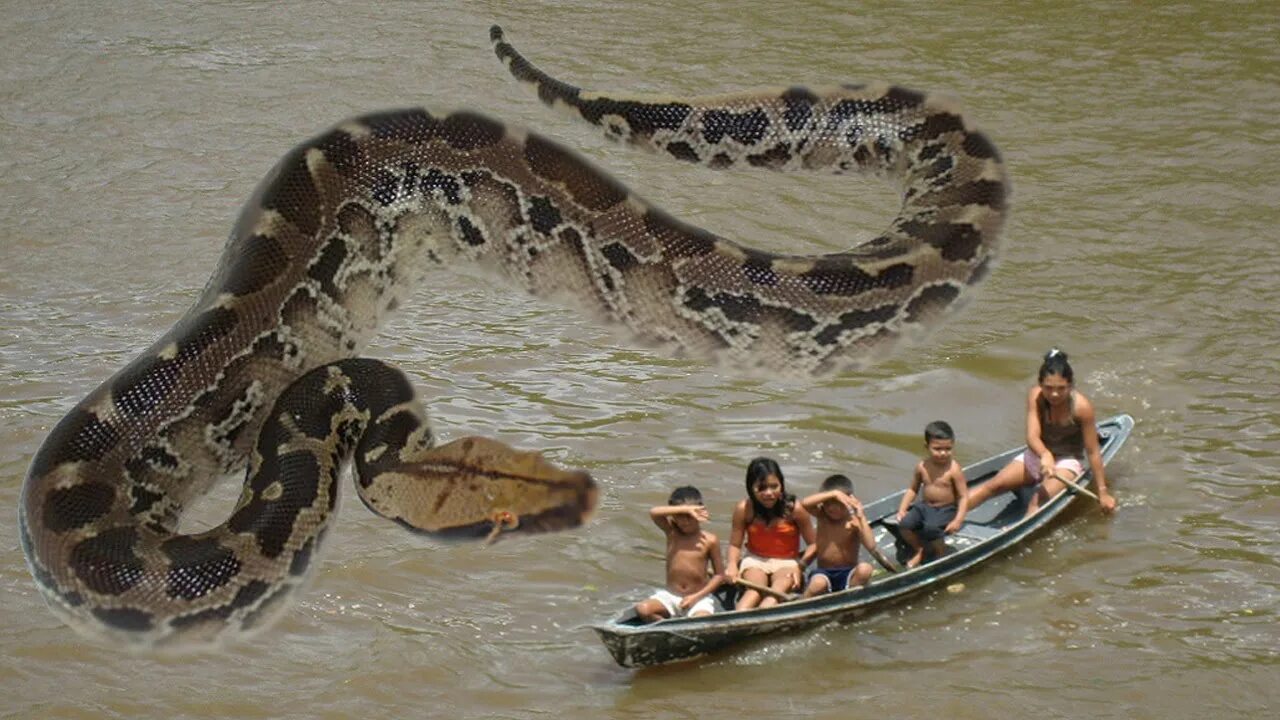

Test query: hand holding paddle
[1050,470,1118,514]
[734,577,797,603]
[1048,470,1098,501]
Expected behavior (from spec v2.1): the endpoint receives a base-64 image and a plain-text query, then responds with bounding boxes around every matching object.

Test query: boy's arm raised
[802,490,859,513]
[649,504,709,531]
[800,490,836,512]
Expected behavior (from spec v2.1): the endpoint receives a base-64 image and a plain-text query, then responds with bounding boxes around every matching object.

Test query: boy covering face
[634,486,726,622]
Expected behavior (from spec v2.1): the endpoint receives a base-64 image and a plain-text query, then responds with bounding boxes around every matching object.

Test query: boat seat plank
[881,514,1002,544]
[954,523,1002,541]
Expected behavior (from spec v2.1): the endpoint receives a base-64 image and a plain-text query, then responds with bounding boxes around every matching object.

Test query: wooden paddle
[866,543,902,574]
[1050,470,1100,502]
[733,577,796,603]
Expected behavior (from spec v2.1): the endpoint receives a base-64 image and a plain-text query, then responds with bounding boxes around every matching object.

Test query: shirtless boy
[800,475,898,597]
[634,486,726,623]
[896,421,969,568]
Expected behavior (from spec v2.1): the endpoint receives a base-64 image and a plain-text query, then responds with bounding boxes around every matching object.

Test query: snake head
[360,435,597,543]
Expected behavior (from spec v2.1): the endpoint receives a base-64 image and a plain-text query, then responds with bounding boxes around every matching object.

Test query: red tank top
[746,517,800,559]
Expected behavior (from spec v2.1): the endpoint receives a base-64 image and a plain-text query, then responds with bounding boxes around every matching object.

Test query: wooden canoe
[592,414,1135,667]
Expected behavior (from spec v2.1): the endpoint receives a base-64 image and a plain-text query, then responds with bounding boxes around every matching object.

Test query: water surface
[1,1,1277,718]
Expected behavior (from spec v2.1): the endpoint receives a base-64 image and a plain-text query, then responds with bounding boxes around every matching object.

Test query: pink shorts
[1021,449,1084,483]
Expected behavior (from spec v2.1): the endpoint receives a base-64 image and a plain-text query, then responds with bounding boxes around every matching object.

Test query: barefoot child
[966,348,1116,515]
[896,421,969,567]
[800,475,898,597]
[634,486,726,623]
[726,458,816,609]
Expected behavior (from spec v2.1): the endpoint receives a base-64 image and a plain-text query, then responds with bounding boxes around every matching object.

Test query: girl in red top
[726,457,816,609]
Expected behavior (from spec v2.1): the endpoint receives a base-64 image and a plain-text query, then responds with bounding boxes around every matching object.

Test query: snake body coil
[20,28,1006,648]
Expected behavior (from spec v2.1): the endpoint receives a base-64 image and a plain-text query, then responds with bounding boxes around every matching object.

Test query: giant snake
[19,27,1007,648]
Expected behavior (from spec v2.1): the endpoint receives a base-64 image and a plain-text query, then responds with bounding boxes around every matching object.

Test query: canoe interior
[593,414,1134,668]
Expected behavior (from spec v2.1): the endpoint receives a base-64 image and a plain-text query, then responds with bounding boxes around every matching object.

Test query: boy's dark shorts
[900,501,958,542]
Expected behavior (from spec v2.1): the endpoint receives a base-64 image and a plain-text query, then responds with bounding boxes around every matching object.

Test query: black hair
[820,474,854,494]
[668,485,703,506]
[924,420,955,443]
[1038,347,1074,383]
[745,456,794,521]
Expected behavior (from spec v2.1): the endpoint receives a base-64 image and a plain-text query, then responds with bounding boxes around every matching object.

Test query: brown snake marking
[19,27,1007,648]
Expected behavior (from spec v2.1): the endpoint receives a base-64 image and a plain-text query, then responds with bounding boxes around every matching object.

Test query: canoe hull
[593,414,1135,668]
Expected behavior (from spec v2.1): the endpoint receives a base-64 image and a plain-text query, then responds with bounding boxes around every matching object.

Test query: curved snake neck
[20,27,1007,648]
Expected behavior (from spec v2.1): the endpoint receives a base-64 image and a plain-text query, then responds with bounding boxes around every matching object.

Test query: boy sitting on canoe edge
[634,486,727,623]
[895,420,970,567]
[800,474,899,596]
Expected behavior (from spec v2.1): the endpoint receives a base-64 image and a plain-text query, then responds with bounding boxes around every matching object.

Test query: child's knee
[635,599,666,620]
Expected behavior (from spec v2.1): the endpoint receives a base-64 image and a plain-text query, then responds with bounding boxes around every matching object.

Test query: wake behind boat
[593,414,1134,668]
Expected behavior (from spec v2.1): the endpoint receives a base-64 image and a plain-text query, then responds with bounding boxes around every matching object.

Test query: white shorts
[1021,449,1084,483]
[649,589,717,618]
[738,553,801,578]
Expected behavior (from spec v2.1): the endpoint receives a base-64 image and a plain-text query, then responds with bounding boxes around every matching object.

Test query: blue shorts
[809,566,855,592]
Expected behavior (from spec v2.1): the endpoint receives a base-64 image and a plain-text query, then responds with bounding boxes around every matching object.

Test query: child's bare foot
[907,548,925,568]
[929,540,950,561]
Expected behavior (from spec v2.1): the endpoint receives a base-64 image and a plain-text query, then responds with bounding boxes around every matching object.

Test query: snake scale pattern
[19,27,1007,649]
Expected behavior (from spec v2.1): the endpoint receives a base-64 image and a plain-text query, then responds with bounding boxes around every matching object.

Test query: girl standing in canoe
[968,348,1118,515]
[726,458,816,609]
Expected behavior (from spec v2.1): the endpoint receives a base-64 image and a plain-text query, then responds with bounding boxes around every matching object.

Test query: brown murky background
[1,1,1277,718]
